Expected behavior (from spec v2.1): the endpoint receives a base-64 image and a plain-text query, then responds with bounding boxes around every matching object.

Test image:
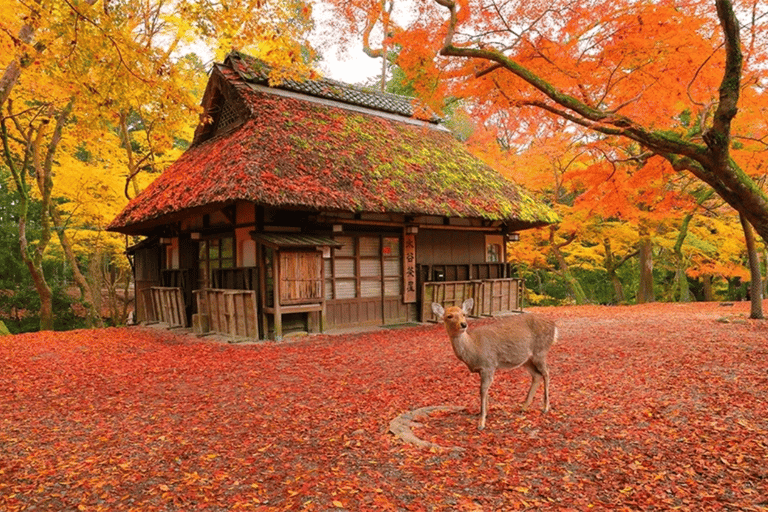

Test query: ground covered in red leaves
[1,302,767,511]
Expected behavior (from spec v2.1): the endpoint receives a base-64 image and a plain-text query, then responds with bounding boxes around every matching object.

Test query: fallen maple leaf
[0,302,766,511]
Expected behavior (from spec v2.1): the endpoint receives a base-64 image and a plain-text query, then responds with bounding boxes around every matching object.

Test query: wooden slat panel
[217,291,228,333]
[326,298,382,329]
[280,251,322,304]
[150,287,187,328]
[194,289,259,339]
[140,287,157,323]
[421,279,523,321]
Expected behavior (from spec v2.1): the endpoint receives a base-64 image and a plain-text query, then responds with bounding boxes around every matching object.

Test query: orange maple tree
[333,0,768,244]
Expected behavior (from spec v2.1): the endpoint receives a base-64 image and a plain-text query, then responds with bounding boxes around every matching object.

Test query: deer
[432,298,558,430]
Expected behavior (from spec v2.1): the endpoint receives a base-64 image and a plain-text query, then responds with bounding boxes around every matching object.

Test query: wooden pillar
[320,253,327,333]
[258,244,269,340]
[272,249,282,341]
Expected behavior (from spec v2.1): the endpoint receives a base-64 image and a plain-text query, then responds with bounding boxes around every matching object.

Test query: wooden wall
[134,244,161,323]
[416,230,487,265]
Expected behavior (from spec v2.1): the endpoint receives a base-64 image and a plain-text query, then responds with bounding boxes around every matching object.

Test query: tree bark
[671,188,715,303]
[2,111,55,330]
[49,204,104,327]
[739,212,764,319]
[637,236,654,304]
[764,248,768,299]
[3,97,74,330]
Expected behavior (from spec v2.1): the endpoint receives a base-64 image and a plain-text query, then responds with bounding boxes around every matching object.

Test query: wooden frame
[145,286,187,328]
[253,233,341,341]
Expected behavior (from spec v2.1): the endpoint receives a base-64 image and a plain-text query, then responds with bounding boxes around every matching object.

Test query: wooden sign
[403,233,417,303]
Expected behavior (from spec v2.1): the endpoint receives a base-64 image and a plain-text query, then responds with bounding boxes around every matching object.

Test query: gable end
[193,70,249,145]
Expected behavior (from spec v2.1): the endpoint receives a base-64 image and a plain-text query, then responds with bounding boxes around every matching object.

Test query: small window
[485,235,504,263]
[197,235,235,288]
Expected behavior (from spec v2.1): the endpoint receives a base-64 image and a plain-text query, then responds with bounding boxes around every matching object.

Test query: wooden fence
[141,287,187,328]
[421,278,524,321]
[194,289,259,340]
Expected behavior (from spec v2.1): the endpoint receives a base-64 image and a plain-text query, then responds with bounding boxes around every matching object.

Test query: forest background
[1,0,767,334]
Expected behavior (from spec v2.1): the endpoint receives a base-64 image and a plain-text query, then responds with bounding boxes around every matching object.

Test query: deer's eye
[446,314,453,319]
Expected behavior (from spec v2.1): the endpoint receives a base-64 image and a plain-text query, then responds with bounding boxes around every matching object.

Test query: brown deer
[432,298,558,430]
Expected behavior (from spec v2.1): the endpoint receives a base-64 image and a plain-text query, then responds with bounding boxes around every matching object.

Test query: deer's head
[432,298,474,337]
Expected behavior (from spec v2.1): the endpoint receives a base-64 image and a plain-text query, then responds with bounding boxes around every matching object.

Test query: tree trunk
[19,214,54,330]
[549,228,588,304]
[637,237,654,304]
[603,237,638,304]
[764,248,768,299]
[672,214,693,303]
[672,189,714,302]
[739,212,764,319]
[3,117,55,330]
[49,204,104,327]
[676,268,691,303]
[702,275,715,301]
[2,97,73,331]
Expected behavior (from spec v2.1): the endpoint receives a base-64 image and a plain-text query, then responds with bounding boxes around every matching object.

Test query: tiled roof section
[107,87,558,235]
[226,51,441,123]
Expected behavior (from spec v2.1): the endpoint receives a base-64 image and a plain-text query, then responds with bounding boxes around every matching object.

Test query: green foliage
[0,167,87,334]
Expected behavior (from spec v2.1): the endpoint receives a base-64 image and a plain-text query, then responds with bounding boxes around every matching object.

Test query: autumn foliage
[1,303,766,511]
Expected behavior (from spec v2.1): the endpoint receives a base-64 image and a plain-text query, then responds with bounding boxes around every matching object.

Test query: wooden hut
[108,51,557,340]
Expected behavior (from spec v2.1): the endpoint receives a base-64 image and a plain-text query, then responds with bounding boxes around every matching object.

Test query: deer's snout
[460,321,467,329]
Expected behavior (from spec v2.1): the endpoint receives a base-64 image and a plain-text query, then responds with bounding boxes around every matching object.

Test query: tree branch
[703,0,742,161]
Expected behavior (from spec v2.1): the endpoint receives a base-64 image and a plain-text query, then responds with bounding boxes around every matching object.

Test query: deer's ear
[431,302,445,318]
[462,298,474,315]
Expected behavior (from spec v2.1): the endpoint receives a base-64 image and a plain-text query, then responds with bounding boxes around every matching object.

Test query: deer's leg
[522,360,544,411]
[478,369,495,430]
[541,361,550,413]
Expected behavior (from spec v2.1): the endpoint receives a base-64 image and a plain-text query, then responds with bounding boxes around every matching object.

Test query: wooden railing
[194,289,259,340]
[417,263,510,283]
[211,267,258,290]
[421,278,524,322]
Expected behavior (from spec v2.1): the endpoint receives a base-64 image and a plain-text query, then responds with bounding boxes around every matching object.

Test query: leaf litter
[1,301,766,511]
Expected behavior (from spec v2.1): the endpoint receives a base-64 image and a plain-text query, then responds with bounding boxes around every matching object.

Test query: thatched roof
[108,53,557,235]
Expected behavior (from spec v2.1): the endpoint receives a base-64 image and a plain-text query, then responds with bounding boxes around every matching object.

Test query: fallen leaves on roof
[109,69,557,233]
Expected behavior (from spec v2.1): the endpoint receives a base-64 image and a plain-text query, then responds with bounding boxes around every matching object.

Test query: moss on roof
[108,59,557,234]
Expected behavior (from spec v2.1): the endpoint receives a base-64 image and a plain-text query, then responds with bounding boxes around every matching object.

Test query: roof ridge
[224,51,442,123]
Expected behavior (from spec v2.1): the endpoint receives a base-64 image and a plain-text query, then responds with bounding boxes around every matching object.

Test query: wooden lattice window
[216,100,239,131]
[324,235,402,300]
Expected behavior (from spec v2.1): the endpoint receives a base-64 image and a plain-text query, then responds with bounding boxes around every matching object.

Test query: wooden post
[258,246,269,340]
[273,249,282,341]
